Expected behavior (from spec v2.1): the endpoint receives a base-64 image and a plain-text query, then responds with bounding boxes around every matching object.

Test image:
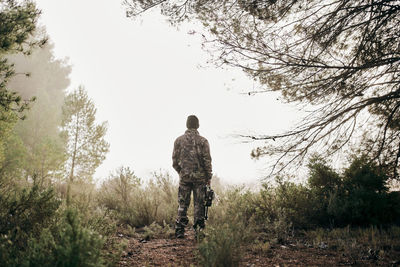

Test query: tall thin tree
[61,86,109,203]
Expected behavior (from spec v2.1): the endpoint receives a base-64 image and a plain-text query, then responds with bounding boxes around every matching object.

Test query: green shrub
[274,179,320,229]
[208,184,294,243]
[206,154,400,250]
[27,208,105,267]
[266,155,400,229]
[98,169,177,228]
[0,184,60,238]
[208,186,257,227]
[327,155,399,226]
[198,186,262,266]
[198,220,249,267]
[142,221,175,240]
[305,226,400,263]
[66,180,117,237]
[0,181,118,267]
[0,184,61,266]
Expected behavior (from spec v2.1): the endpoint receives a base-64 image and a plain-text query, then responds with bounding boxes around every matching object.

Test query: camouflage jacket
[172,129,212,183]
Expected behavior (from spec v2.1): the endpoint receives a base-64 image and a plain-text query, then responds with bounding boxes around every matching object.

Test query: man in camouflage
[172,115,212,238]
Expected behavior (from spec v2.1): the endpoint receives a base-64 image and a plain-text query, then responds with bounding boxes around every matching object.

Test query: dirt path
[117,232,399,266]
[118,231,198,267]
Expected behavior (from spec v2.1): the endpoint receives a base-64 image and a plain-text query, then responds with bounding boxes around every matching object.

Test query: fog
[34,0,299,184]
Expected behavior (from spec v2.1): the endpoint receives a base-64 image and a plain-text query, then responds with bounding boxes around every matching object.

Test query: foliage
[204,153,400,256]
[62,86,109,184]
[98,169,178,228]
[305,226,400,264]
[61,86,109,205]
[0,183,61,266]
[0,183,61,243]
[0,5,120,267]
[0,181,120,267]
[64,179,118,238]
[142,221,175,240]
[26,208,105,267]
[262,155,400,229]
[125,0,400,177]
[98,166,141,211]
[0,0,45,117]
[198,221,247,267]
[6,40,71,184]
[328,155,400,226]
[0,108,19,171]
[197,183,259,266]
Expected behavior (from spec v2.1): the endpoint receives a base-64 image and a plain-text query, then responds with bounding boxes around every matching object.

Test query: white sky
[34,0,299,185]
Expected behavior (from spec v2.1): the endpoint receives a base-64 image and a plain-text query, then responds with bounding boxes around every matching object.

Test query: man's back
[172,129,212,183]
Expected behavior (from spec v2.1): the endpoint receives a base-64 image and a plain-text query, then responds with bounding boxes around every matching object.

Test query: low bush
[27,208,105,267]
[263,155,400,230]
[201,154,400,261]
[0,184,61,266]
[98,168,178,228]
[198,220,249,267]
[199,185,258,266]
[304,226,400,264]
[142,221,175,240]
[327,155,400,226]
[0,180,119,267]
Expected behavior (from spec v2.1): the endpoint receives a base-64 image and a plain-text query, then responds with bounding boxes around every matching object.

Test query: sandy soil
[117,231,400,267]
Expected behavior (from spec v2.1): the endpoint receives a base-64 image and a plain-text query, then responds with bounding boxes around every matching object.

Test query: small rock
[319,242,328,249]
[280,245,288,249]
[304,242,312,248]
[366,248,378,260]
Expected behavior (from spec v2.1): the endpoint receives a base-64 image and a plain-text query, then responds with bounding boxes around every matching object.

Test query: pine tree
[2,41,72,185]
[61,86,109,202]
[0,0,45,170]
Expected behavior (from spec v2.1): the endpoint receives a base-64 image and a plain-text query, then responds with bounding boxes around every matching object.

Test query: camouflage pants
[175,181,206,232]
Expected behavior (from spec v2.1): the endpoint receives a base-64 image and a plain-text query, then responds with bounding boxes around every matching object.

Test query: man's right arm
[172,139,181,173]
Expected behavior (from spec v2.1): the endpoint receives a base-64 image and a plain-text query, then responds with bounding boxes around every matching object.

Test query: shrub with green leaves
[198,186,259,266]
[209,154,400,252]
[0,184,61,266]
[327,155,398,226]
[27,208,105,267]
[0,182,114,267]
[272,155,400,228]
[198,221,249,267]
[98,169,177,228]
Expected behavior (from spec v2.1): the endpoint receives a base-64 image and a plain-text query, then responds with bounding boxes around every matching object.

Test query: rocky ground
[116,230,400,267]
[118,230,198,267]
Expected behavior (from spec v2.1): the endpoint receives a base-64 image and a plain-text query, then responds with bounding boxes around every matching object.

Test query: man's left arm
[202,139,212,182]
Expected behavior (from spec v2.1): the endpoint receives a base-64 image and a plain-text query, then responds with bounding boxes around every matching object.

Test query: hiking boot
[175,232,185,239]
[175,229,185,239]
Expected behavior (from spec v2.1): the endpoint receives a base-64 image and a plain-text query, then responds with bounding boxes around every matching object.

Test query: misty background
[33,0,298,184]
